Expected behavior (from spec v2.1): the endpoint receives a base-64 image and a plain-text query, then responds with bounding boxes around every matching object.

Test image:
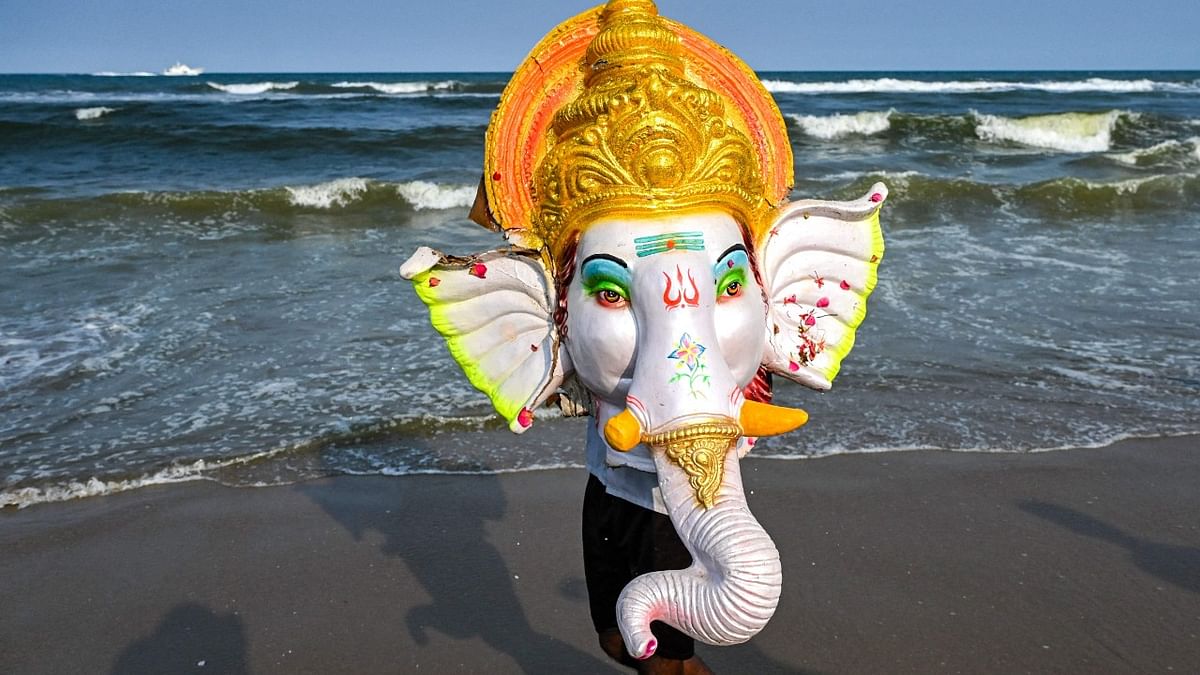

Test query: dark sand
[2,436,1198,674]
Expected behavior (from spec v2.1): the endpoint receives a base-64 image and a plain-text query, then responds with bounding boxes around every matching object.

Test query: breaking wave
[784,109,1152,154]
[1107,137,1200,167]
[1,179,479,227]
[206,81,299,95]
[331,80,458,94]
[788,109,894,139]
[74,106,117,120]
[761,77,1178,94]
[807,171,1200,220]
[973,110,1129,152]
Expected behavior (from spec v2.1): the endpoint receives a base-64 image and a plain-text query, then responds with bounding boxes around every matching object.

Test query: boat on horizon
[163,62,204,76]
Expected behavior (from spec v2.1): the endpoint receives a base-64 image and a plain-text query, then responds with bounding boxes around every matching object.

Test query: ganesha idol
[401,0,886,662]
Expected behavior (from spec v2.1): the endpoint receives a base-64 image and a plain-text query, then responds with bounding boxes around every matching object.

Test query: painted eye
[598,289,626,307]
[723,281,742,297]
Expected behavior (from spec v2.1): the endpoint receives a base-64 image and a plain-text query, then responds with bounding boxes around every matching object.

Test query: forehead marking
[634,231,705,257]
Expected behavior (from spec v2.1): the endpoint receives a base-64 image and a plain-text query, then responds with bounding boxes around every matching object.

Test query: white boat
[163,62,204,76]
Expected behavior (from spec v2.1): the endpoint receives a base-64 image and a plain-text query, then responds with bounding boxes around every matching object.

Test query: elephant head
[399,0,886,660]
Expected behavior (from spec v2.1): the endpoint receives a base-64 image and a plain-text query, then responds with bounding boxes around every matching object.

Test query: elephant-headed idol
[401,0,886,662]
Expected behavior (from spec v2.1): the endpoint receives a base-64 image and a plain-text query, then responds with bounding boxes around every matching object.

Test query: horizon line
[2,67,1199,76]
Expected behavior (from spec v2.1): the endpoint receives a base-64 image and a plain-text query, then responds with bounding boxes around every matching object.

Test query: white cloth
[585,419,667,514]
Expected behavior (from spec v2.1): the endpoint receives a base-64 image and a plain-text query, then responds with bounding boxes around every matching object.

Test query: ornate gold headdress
[473,0,793,265]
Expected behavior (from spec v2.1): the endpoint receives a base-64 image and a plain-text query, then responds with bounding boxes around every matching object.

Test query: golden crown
[475,0,793,265]
[532,0,767,254]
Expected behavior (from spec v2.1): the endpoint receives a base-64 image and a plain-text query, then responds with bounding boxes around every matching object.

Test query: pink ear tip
[870,193,883,203]
[517,408,534,428]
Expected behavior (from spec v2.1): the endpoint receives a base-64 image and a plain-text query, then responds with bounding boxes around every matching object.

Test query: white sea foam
[395,181,475,210]
[206,81,299,95]
[788,109,893,139]
[0,444,295,509]
[331,80,457,95]
[973,110,1127,153]
[761,77,1161,94]
[1107,138,1200,166]
[74,106,117,120]
[285,177,369,208]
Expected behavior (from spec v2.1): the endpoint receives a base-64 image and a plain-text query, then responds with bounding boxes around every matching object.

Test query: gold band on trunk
[643,420,741,509]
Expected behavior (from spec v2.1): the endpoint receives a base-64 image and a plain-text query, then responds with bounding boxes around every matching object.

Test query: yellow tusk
[739,400,809,437]
[603,409,643,452]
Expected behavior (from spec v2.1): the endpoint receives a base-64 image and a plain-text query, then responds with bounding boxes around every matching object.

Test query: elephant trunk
[615,436,781,659]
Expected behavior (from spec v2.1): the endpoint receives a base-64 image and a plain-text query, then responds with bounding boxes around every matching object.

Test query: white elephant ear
[757,182,887,391]
[400,246,571,433]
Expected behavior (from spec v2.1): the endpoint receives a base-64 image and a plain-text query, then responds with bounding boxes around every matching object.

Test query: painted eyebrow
[581,253,630,269]
[716,244,748,262]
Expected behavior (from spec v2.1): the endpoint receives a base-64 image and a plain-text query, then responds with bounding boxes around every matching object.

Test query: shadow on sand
[111,602,248,674]
[300,462,612,672]
[1019,500,1200,594]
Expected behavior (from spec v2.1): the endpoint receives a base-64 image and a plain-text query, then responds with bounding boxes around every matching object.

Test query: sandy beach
[2,435,1197,673]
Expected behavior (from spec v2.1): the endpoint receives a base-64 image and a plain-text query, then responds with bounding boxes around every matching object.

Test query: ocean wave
[285,178,475,210]
[972,110,1130,152]
[761,77,1169,94]
[206,81,299,95]
[787,109,893,139]
[804,170,1200,219]
[285,177,370,208]
[74,106,117,121]
[777,108,1165,152]
[394,180,476,210]
[1,179,479,227]
[331,80,458,94]
[6,172,1196,229]
[1107,137,1200,167]
[0,443,295,509]
[91,71,157,77]
[0,304,152,392]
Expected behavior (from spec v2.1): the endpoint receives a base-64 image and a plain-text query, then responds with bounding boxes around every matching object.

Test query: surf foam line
[285,178,475,210]
[74,106,117,121]
[331,80,459,94]
[0,444,294,510]
[1107,137,1200,167]
[794,171,1200,220]
[755,430,1200,460]
[972,110,1132,153]
[787,109,894,139]
[206,81,299,95]
[761,77,1174,94]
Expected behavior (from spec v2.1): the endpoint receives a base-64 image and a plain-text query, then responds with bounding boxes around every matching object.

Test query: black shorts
[581,473,695,660]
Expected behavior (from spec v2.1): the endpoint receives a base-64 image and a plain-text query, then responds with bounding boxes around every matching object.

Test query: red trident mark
[662,265,700,310]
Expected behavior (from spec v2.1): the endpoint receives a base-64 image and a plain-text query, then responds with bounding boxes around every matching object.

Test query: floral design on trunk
[667,332,710,399]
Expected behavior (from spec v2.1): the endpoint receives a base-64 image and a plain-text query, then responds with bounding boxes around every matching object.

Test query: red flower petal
[816,296,830,308]
[469,263,487,278]
[428,277,441,287]
[839,279,851,290]
[788,360,800,372]
[805,314,817,326]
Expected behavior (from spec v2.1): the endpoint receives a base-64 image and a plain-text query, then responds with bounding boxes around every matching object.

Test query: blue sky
[1,0,1196,73]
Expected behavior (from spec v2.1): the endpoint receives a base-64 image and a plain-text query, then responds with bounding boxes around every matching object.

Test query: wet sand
[2,435,1198,673]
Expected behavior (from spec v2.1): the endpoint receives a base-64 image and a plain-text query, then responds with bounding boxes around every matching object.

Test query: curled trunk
[616,448,782,659]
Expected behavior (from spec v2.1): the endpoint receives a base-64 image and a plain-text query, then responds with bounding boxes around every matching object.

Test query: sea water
[2,71,1198,507]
